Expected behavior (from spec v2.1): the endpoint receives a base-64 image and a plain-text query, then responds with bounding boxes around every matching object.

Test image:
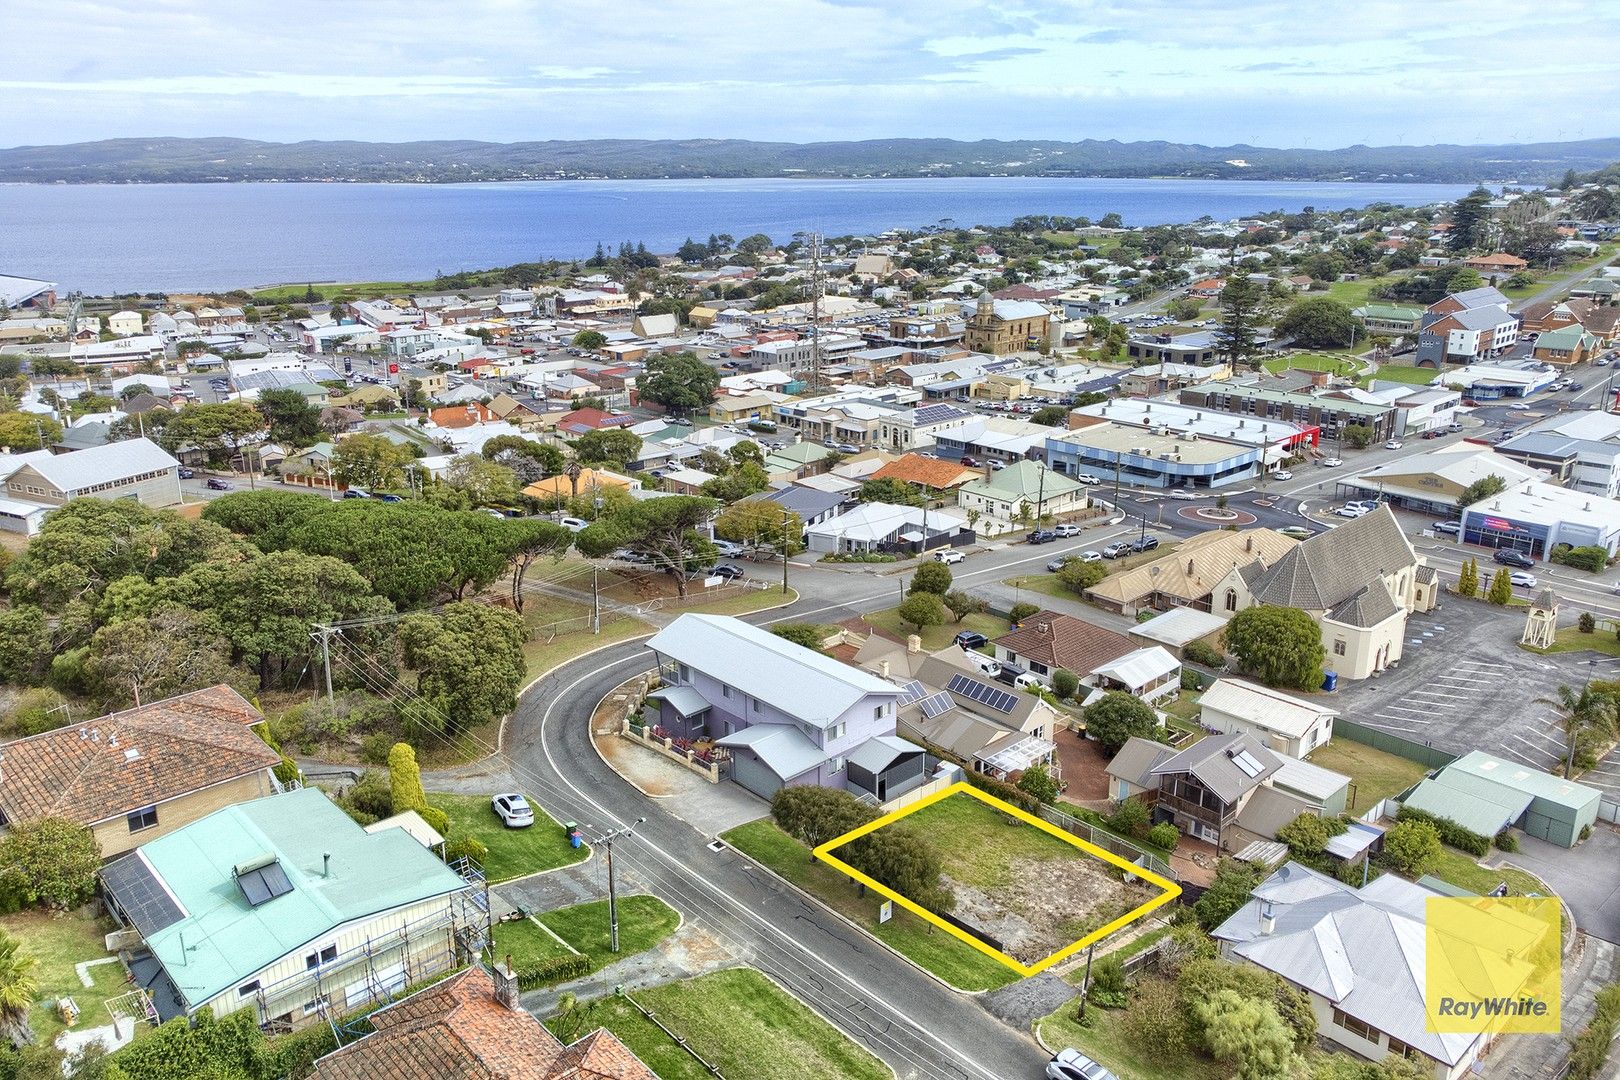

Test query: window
[720,684,731,699]
[677,664,690,682]
[305,945,338,970]
[830,757,845,773]
[831,722,845,741]
[873,705,884,721]
[1333,639,1347,656]
[1029,661,1049,675]
[1224,589,1238,612]
[1332,1007,1377,1043]
[1386,1038,1428,1064]
[127,805,158,833]
[302,995,329,1018]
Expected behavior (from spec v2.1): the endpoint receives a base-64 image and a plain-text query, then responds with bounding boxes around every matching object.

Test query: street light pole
[588,818,646,953]
[781,507,791,595]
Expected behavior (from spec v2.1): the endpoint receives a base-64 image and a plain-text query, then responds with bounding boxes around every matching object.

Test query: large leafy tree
[201,488,329,546]
[1456,473,1506,513]
[638,351,720,416]
[1448,186,1494,252]
[0,412,62,451]
[575,496,718,596]
[443,454,520,507]
[501,518,574,613]
[857,477,924,507]
[715,500,802,555]
[255,388,322,447]
[158,402,265,467]
[1224,605,1325,691]
[1275,297,1357,349]
[85,608,242,708]
[331,432,416,490]
[572,428,642,469]
[1085,691,1158,754]
[481,434,566,485]
[398,602,526,736]
[1196,989,1298,1080]
[0,818,100,910]
[699,461,770,503]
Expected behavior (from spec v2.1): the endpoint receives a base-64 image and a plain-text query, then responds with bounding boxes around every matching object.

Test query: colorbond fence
[1334,717,1458,771]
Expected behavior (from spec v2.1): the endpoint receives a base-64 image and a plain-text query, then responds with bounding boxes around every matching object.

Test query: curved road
[501,589,1050,1080]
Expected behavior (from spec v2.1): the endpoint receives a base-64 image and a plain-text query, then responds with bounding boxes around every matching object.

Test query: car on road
[177,467,195,479]
[1448,422,1465,433]
[1270,469,1293,480]
[709,563,746,580]
[1321,458,1343,468]
[1493,549,1535,569]
[1569,382,1585,392]
[1598,357,1613,367]
[1046,556,1074,572]
[205,477,232,491]
[1167,489,1198,500]
[558,517,590,532]
[953,630,988,650]
[1335,505,1370,518]
[1026,529,1058,545]
[491,793,534,829]
[1384,439,1404,450]
[934,549,965,564]
[989,460,1006,471]
[1101,541,1132,559]
[1131,535,1160,553]
[1433,520,1462,535]
[1509,402,1531,411]
[1075,473,1103,485]
[1278,526,1313,540]
[1046,1048,1119,1080]
[1510,571,1538,588]
[1052,523,1081,537]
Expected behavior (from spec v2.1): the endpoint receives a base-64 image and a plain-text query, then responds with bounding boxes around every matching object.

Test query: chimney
[879,659,890,679]
[907,634,922,654]
[1187,558,1194,574]
[493,955,521,1010]
[1246,536,1254,553]
[1258,898,1276,936]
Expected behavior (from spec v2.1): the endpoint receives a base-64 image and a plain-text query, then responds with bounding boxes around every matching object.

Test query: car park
[1493,549,1535,569]
[1102,541,1132,559]
[1046,1048,1119,1080]
[1026,529,1058,544]
[491,793,534,829]
[1131,535,1160,553]
[206,477,232,491]
[953,630,988,650]
[934,549,965,564]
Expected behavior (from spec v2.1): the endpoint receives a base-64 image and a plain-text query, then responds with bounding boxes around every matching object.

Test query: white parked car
[558,517,590,532]
[1509,571,1538,588]
[1270,469,1293,481]
[933,549,965,564]
[1075,473,1103,485]
[1384,439,1404,450]
[1321,458,1344,468]
[1167,490,1198,500]
[1334,505,1370,518]
[1077,550,1103,562]
[491,793,534,829]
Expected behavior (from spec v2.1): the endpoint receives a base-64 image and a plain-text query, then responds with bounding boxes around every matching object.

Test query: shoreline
[0,174,1521,187]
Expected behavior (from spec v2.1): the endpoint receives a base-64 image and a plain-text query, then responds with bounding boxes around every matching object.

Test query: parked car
[379,493,405,503]
[1131,535,1160,553]
[1346,500,1379,512]
[1433,520,1462,535]
[491,793,534,829]
[1509,571,1538,588]
[1421,430,1443,439]
[989,460,1006,471]
[934,549,965,564]
[1027,529,1058,545]
[1102,541,1132,559]
[343,487,370,499]
[1270,469,1293,480]
[1568,382,1585,392]
[953,630,988,650]
[960,456,979,467]
[1278,526,1313,540]
[1052,523,1081,537]
[1075,473,1103,485]
[206,477,232,491]
[1047,1048,1119,1080]
[1320,458,1343,468]
[177,466,195,479]
[1046,557,1074,573]
[558,517,590,532]
[1448,422,1465,433]
[1077,550,1103,562]
[1493,549,1535,569]
[711,540,743,557]
[709,564,746,580]
[1384,439,1404,450]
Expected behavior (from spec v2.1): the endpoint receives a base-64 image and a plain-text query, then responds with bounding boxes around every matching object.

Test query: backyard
[549,968,889,1080]
[493,894,680,980]
[0,909,132,1046]
[862,608,1010,652]
[1304,738,1429,812]
[436,793,590,882]
[1425,847,1547,898]
[874,790,1168,966]
[721,819,1019,991]
[1036,977,1228,1080]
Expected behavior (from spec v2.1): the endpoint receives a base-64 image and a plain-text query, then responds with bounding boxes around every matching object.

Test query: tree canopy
[1224,605,1325,691]
[638,351,720,415]
[574,495,718,596]
[1085,691,1158,754]
[1275,297,1357,349]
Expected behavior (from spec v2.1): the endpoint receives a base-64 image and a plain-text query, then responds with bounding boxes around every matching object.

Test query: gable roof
[1151,731,1282,803]
[310,967,655,1080]
[1199,679,1337,740]
[959,460,1082,502]
[868,453,980,489]
[1088,528,1297,607]
[647,614,900,727]
[1248,506,1414,612]
[0,685,278,828]
[0,437,177,491]
[1104,736,1175,790]
[994,611,1135,674]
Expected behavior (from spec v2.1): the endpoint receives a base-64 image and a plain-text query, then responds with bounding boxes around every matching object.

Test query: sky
[2,0,1616,149]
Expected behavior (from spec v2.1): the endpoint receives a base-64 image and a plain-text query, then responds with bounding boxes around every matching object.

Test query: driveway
[1482,934,1617,1079]
[1487,828,1620,946]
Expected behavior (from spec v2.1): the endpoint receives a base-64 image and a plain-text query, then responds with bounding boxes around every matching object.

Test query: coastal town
[0,164,1619,1080]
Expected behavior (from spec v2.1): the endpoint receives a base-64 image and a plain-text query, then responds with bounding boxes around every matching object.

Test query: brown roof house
[310,964,656,1080]
[1085,528,1299,616]
[867,453,980,491]
[0,685,281,858]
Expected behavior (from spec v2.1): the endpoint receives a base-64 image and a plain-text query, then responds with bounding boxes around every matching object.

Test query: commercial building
[1460,478,1620,559]
[1179,383,1398,442]
[1495,411,1620,498]
[1415,287,1519,367]
[1334,443,1544,516]
[1046,421,1264,491]
[0,437,182,532]
[960,295,1051,355]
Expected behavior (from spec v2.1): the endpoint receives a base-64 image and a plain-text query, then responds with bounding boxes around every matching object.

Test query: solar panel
[897,680,928,706]
[101,854,185,936]
[236,861,295,908]
[1231,751,1265,778]
[919,692,955,718]
[946,673,1020,715]
[912,403,967,426]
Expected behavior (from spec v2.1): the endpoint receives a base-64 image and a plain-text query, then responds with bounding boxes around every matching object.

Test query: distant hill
[1,135,1616,185]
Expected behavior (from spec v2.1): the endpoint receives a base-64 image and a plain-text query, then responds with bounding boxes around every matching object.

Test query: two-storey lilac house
[644,614,927,802]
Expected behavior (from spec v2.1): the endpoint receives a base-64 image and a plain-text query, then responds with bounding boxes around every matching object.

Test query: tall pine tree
[1448,187,1494,252]
[1214,275,1265,371]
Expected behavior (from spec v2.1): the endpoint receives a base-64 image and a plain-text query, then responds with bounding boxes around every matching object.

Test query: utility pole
[1076,942,1098,1021]
[313,624,335,705]
[591,567,601,634]
[781,507,791,595]
[588,818,646,953]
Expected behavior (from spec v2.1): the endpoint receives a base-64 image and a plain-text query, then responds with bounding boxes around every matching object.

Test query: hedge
[515,952,591,989]
[1396,803,1490,857]
[1568,984,1620,1080]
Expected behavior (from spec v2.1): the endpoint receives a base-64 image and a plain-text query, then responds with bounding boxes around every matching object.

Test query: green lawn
[1036,978,1228,1080]
[522,614,651,681]
[436,794,590,883]
[1262,353,1358,377]
[250,279,437,303]
[862,608,1010,653]
[1360,364,1441,387]
[1324,275,1397,307]
[550,968,889,1080]
[493,916,575,967]
[1306,739,1430,812]
[537,895,680,975]
[1524,624,1620,658]
[721,820,1018,990]
[1003,572,1078,602]
[1160,693,1201,721]
[1425,847,1548,897]
[683,585,797,615]
[897,791,1098,889]
[0,909,130,1044]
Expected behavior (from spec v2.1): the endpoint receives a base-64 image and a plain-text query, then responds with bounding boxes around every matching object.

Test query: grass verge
[523,614,650,681]
[494,895,680,981]
[551,968,889,1080]
[1426,847,1548,897]
[0,909,128,1044]
[682,586,797,616]
[1523,625,1620,658]
[436,793,590,882]
[862,609,1011,653]
[721,820,1018,991]
[1305,739,1430,812]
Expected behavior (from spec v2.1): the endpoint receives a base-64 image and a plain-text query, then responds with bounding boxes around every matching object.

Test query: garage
[714,724,825,801]
[729,750,784,801]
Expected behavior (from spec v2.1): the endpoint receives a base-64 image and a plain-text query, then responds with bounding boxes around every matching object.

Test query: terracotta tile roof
[868,453,979,489]
[310,968,655,1080]
[0,685,278,828]
[428,403,499,428]
[995,611,1135,674]
[557,407,633,430]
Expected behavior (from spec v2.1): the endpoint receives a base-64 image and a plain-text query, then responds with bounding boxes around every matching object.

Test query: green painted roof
[1534,324,1595,350]
[135,788,466,1009]
[1353,304,1424,320]
[765,442,833,469]
[959,459,1082,501]
[1446,750,1602,812]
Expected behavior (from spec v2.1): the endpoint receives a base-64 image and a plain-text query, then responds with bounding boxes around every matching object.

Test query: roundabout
[1178,504,1258,527]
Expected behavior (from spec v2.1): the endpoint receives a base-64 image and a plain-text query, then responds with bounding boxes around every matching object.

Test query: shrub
[943,590,988,621]
[1580,611,1598,634]
[1088,953,1128,1008]
[514,952,592,989]
[0,817,101,910]
[1275,812,1346,858]
[1051,669,1079,699]
[909,560,953,596]
[444,836,489,866]
[1120,979,1190,1060]
[1180,668,1201,690]
[1194,859,1261,931]
[1147,822,1180,851]
[388,742,427,815]
[1108,797,1149,838]
[1015,762,1060,805]
[1,687,71,738]
[1395,803,1489,857]
[360,733,394,765]
[341,771,395,821]
[960,768,1041,812]
[1562,546,1610,573]
[1183,639,1224,668]
[1008,602,1040,624]
[1486,567,1512,605]
[771,787,881,848]
[897,592,947,630]
[1568,982,1620,1080]
[1057,557,1107,593]
[1494,828,1519,853]
[1582,824,1594,843]
[1086,691,1158,754]
[417,804,450,837]
[1382,818,1442,876]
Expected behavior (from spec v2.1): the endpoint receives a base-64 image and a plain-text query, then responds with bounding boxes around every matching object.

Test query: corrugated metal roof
[713,724,825,780]
[1200,679,1337,740]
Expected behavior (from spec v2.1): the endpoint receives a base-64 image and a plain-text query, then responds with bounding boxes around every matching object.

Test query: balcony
[1156,789,1233,830]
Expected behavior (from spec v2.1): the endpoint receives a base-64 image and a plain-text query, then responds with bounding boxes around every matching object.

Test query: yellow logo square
[1425,896,1560,1034]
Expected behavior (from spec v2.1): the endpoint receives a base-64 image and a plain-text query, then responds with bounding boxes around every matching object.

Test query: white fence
[1599,798,1620,826]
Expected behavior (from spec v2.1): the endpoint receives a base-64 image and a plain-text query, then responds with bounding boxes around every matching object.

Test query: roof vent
[123,747,140,762]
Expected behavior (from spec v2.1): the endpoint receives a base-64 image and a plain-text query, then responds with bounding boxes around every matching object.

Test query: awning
[899,531,924,542]
[977,735,1055,775]
[1324,822,1383,860]
[648,685,712,718]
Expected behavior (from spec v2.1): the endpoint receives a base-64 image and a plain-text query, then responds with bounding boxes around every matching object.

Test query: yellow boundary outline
[812,781,1180,977]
